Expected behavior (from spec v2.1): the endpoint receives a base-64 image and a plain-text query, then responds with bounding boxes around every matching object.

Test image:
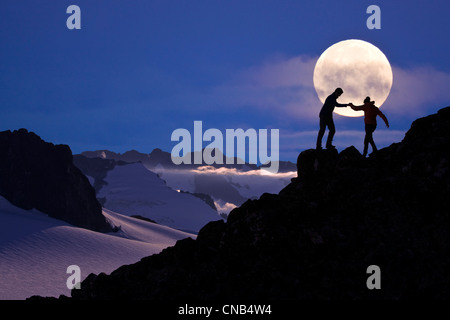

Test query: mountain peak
[149,148,164,155]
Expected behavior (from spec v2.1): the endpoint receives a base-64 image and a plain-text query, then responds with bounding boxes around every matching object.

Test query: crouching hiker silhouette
[349,96,389,157]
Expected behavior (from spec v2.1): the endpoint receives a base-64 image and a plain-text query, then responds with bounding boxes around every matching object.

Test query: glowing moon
[313,39,393,117]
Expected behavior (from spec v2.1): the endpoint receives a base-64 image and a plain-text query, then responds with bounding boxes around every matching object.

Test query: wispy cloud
[207,55,450,124]
[191,165,296,177]
[386,65,450,117]
[201,55,321,123]
[214,199,237,215]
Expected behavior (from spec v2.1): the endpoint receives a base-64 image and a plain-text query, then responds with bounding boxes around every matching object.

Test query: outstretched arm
[379,111,389,128]
[335,102,349,108]
[349,103,364,111]
[332,96,349,108]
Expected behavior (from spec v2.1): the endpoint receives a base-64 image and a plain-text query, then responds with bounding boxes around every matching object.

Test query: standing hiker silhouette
[316,88,351,150]
[349,96,389,157]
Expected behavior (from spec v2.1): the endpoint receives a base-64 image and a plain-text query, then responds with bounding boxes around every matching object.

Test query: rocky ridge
[63,107,450,299]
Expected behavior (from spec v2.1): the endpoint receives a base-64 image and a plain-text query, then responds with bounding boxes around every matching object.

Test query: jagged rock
[131,215,157,224]
[178,190,217,211]
[65,106,450,299]
[0,129,112,232]
[73,155,129,193]
[336,145,364,168]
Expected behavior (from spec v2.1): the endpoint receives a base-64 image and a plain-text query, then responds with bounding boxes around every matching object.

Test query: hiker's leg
[363,134,369,157]
[367,124,377,153]
[326,118,335,148]
[316,117,326,149]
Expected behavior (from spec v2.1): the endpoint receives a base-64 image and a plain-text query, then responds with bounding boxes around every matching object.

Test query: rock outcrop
[0,129,112,232]
[67,106,450,299]
[72,155,130,194]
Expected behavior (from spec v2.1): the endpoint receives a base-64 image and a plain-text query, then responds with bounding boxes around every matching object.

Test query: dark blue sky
[1,0,449,161]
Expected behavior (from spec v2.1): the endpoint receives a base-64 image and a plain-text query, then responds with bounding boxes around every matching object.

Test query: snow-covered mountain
[77,149,297,217]
[153,166,296,214]
[0,196,194,300]
[0,130,217,300]
[80,148,263,171]
[93,162,222,233]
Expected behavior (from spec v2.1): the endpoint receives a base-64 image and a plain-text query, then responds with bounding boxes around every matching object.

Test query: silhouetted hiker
[349,96,389,157]
[316,88,351,150]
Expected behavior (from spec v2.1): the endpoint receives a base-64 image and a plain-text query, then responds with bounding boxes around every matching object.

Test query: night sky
[1,0,449,161]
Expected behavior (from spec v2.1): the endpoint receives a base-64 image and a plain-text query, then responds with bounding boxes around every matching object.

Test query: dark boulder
[296,148,338,180]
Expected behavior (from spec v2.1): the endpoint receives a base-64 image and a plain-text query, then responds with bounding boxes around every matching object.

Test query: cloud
[204,55,321,122]
[238,55,316,88]
[206,55,450,124]
[190,165,296,177]
[386,65,450,117]
[214,199,237,215]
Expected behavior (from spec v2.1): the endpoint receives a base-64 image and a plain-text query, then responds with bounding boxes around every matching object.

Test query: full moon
[313,39,393,117]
